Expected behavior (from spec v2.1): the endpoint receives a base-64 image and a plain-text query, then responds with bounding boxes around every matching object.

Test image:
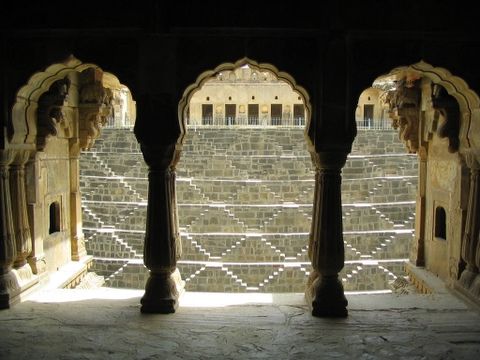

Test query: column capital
[140,142,182,170]
[310,151,348,169]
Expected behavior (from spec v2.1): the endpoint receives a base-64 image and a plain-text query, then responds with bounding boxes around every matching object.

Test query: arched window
[435,206,446,240]
[49,202,60,234]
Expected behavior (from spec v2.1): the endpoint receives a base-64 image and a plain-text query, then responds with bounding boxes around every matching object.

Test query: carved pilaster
[69,140,86,260]
[306,151,348,317]
[140,143,184,313]
[458,154,480,291]
[10,151,32,268]
[412,147,427,265]
[0,150,20,308]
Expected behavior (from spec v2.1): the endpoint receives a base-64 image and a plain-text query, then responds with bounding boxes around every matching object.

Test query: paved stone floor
[1,288,480,360]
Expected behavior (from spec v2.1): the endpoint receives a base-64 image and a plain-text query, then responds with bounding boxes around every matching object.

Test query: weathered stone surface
[0,289,479,360]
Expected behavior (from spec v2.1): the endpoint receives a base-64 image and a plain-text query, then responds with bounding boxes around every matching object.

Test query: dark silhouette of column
[69,141,86,261]
[10,151,32,269]
[140,143,183,313]
[412,148,427,266]
[0,151,19,308]
[306,151,348,317]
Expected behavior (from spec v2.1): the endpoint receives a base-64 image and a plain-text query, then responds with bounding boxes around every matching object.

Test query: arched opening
[364,61,480,294]
[49,202,61,234]
[434,206,447,241]
[348,86,418,293]
[78,72,139,289]
[0,55,136,308]
[176,58,313,293]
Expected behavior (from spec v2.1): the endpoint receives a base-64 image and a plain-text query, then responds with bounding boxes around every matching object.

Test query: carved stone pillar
[412,147,427,265]
[0,150,19,308]
[306,151,348,317]
[458,154,480,291]
[10,151,32,269]
[140,143,184,313]
[69,140,86,260]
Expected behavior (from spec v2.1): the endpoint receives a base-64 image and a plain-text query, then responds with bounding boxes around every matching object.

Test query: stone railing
[187,116,306,127]
[356,117,393,131]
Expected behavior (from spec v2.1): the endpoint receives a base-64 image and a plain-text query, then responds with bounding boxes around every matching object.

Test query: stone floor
[1,285,480,360]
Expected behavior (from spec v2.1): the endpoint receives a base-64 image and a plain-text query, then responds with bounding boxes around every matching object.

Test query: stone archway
[138,57,351,317]
[365,61,480,304]
[176,58,313,293]
[178,58,312,147]
[0,55,130,308]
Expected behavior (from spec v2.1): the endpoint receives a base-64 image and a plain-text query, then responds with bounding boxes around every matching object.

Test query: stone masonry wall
[80,127,417,292]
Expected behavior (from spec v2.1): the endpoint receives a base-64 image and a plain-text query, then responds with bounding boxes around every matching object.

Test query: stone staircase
[80,127,417,292]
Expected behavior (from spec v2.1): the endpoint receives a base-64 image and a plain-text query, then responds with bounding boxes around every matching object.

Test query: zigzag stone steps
[80,126,417,292]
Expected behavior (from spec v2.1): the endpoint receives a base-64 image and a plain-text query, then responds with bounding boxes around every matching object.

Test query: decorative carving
[36,77,71,150]
[80,68,112,106]
[431,84,460,153]
[385,78,421,153]
[78,68,113,150]
[78,105,110,150]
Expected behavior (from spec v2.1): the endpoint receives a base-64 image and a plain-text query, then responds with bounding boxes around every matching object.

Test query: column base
[0,264,39,309]
[306,274,348,318]
[141,269,185,314]
[458,268,478,289]
[469,274,480,298]
[0,270,20,309]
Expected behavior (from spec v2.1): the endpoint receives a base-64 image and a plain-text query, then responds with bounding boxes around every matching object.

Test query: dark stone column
[69,141,86,261]
[459,154,480,294]
[0,150,19,308]
[140,143,183,313]
[412,148,427,266]
[306,151,348,317]
[10,151,32,269]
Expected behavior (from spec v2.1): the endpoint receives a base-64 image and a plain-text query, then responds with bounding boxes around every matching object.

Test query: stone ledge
[405,262,449,294]
[40,255,94,291]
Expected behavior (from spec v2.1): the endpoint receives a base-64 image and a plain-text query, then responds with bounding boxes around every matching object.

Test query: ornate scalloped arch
[10,56,103,146]
[373,61,480,149]
[177,57,312,146]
